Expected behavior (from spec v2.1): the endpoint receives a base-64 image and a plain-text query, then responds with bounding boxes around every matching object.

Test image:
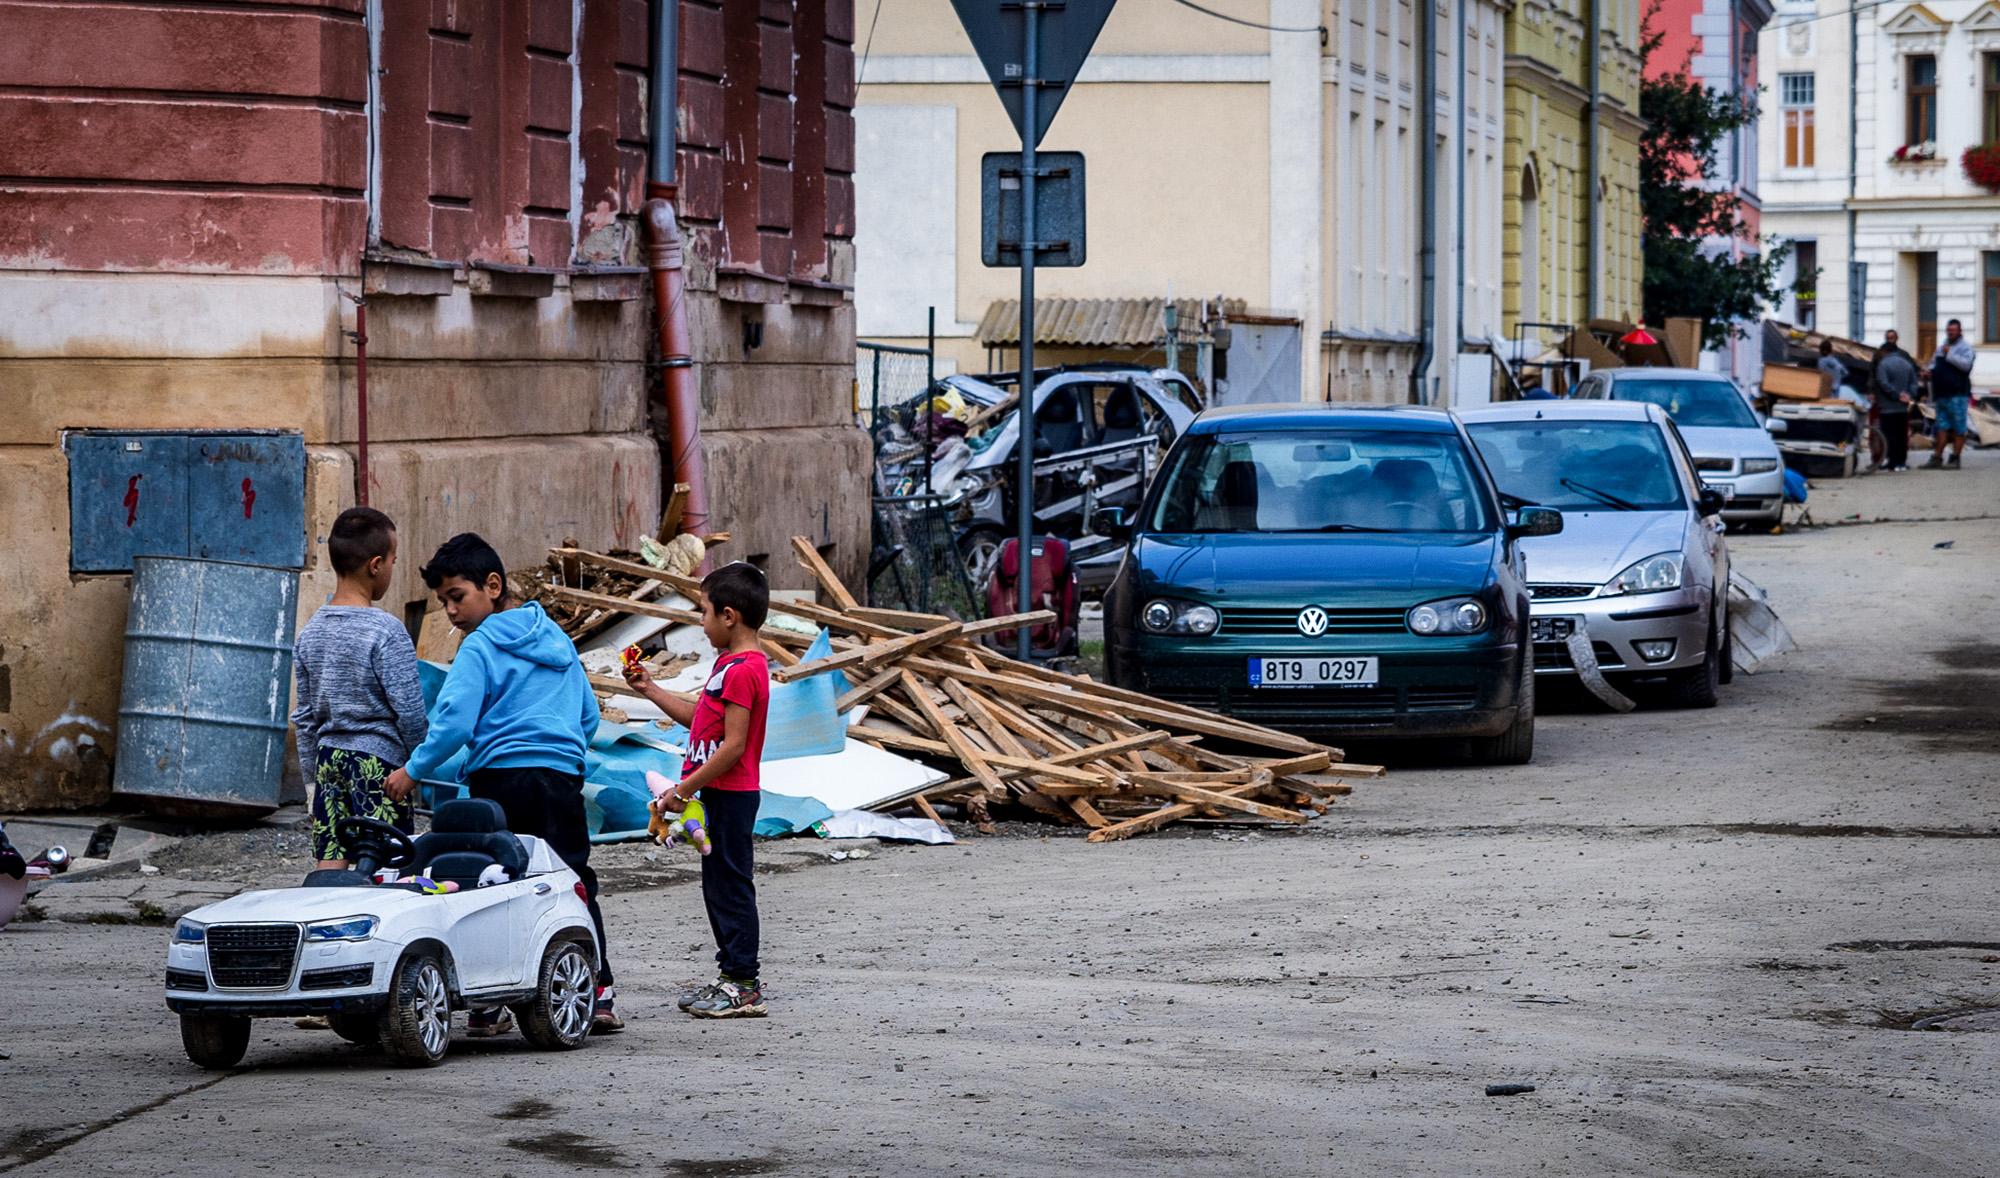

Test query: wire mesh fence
[867,494,981,618]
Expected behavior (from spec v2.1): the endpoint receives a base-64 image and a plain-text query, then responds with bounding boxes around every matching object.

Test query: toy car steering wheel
[333,817,416,874]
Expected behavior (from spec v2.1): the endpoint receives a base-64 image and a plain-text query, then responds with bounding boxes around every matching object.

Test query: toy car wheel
[514,938,595,1051]
[180,1012,251,1070]
[380,952,452,1067]
[328,1012,379,1046]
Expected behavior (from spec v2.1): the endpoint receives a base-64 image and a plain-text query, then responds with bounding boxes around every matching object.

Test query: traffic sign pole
[1015,1,1039,660]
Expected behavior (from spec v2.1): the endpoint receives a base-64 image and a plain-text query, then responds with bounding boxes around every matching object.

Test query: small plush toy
[644,769,712,855]
[476,863,511,888]
[620,644,646,678]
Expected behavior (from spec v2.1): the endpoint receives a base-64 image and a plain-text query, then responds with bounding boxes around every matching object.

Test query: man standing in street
[1924,318,1976,469]
[1871,329,1919,471]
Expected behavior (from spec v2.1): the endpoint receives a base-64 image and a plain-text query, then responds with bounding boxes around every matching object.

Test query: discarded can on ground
[114,556,300,817]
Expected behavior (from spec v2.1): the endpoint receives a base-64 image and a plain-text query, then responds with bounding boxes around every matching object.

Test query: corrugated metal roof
[976,297,1247,348]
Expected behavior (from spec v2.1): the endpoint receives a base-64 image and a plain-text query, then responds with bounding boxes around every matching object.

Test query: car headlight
[173,919,206,944]
[1407,596,1488,636]
[1604,552,1683,596]
[1741,458,1779,474]
[1140,598,1219,635]
[305,916,379,943]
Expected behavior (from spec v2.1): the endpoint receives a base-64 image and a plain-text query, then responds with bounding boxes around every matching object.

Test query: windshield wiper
[1559,477,1641,511]
[1307,523,1392,533]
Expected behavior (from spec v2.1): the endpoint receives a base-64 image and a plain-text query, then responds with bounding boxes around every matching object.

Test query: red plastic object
[985,536,1079,658]
[1619,327,1659,347]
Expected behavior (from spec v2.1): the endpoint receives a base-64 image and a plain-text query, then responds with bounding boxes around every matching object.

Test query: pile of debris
[517,484,730,642]
[546,536,1377,842]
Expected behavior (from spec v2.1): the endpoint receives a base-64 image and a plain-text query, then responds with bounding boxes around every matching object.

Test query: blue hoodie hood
[404,601,598,782]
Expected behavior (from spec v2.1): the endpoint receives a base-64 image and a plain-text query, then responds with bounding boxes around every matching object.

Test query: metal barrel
[114,556,299,816]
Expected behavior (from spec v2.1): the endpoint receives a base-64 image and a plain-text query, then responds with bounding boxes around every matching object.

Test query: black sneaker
[678,978,723,1011]
[592,985,625,1033]
[1947,453,1962,468]
[466,1007,514,1038]
[688,978,766,1019]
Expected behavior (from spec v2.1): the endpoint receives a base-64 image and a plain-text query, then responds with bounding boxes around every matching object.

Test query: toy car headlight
[305,916,379,942]
[173,919,206,944]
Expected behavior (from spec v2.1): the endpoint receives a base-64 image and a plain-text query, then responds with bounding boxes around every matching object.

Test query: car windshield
[1466,419,1688,512]
[1612,379,1758,428]
[1148,430,1496,534]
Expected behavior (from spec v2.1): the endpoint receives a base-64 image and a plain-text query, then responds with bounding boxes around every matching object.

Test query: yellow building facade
[1503,1,1648,341]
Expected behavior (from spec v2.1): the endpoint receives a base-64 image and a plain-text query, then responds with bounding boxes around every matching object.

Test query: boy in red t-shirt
[622,561,771,1017]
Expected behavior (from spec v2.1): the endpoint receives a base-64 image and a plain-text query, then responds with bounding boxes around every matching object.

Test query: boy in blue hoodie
[382,533,621,1034]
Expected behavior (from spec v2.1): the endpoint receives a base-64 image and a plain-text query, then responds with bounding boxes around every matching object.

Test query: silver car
[1460,401,1732,708]
[1570,367,1786,528]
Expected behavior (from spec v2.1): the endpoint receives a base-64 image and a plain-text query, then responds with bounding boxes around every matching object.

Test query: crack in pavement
[0,1074,232,1172]
[1325,822,2000,840]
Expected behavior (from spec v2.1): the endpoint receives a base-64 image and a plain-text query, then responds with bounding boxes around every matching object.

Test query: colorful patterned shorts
[310,748,414,862]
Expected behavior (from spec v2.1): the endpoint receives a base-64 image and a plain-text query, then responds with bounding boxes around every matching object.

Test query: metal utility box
[65,431,307,573]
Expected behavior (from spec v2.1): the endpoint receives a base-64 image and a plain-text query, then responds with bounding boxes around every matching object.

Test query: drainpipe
[1845,2,1861,340]
[641,0,708,536]
[1586,0,1602,323]
[1455,0,1468,352]
[342,291,370,507]
[1409,0,1438,405]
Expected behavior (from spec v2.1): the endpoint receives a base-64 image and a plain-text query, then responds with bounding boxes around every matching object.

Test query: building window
[1915,252,1939,358]
[1793,240,1818,329]
[1985,252,2000,345]
[1985,53,2000,145]
[1907,54,1937,145]
[1780,73,1815,167]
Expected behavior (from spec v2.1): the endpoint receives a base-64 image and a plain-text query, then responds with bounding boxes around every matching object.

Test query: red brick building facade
[0,0,866,810]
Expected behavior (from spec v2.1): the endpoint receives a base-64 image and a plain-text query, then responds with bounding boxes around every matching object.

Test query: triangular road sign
[949,0,1118,147]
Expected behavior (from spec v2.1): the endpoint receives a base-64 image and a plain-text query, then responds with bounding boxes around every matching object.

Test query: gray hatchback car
[1459,400,1732,708]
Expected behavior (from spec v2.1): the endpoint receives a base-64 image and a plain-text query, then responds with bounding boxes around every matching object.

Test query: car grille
[1217,606,1407,637]
[1148,684,1478,721]
[165,968,209,992]
[1533,641,1625,671]
[1692,456,1734,472]
[300,965,374,991]
[1527,584,1595,600]
[207,923,301,989]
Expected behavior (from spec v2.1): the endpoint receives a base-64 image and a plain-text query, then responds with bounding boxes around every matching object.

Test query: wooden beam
[847,724,1105,786]
[772,622,963,684]
[552,549,906,639]
[1086,783,1262,843]
[902,655,1330,757]
[657,483,691,542]
[835,667,902,714]
[1126,773,1303,823]
[760,637,800,667]
[791,535,862,612]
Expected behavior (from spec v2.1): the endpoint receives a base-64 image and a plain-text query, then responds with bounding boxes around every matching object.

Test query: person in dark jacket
[1870,329,1919,471]
[1924,318,1976,469]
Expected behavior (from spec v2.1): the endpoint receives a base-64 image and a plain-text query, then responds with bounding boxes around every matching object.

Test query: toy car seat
[409,798,530,888]
[985,535,1079,658]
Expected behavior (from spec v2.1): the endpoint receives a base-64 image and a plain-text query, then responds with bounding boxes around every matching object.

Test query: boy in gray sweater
[292,507,429,870]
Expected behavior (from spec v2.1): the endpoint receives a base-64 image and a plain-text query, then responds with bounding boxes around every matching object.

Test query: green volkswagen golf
[1099,405,1561,763]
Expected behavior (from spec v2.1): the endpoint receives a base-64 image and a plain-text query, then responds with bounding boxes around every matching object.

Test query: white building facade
[852,0,1510,405]
[1760,0,2000,387]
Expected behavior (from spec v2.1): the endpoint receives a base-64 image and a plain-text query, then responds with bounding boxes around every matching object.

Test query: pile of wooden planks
[545,537,1376,842]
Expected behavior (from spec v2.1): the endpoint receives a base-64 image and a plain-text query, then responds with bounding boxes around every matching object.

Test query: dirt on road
[4,455,1997,1177]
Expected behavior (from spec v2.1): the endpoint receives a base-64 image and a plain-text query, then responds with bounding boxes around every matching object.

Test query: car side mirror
[1091,506,1132,540]
[1764,418,1788,435]
[1508,506,1563,539]
[1698,485,1727,517]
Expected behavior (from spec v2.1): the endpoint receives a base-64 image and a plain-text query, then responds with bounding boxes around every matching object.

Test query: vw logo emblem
[1296,606,1329,637]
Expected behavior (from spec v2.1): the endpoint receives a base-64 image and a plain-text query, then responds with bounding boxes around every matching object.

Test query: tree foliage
[1639,12,1791,348]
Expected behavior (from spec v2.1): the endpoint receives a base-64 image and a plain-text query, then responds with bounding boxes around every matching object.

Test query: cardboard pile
[544,537,1376,842]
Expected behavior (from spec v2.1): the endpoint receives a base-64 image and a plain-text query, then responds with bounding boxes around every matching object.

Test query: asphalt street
[4,453,1997,1177]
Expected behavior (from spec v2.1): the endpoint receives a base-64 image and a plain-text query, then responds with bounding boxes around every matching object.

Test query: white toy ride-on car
[164,798,599,1068]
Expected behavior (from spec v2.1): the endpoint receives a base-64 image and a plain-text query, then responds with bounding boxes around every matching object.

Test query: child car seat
[410,798,530,888]
[985,535,1079,658]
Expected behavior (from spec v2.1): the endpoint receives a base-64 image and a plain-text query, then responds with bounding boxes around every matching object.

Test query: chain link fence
[857,341,977,616]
